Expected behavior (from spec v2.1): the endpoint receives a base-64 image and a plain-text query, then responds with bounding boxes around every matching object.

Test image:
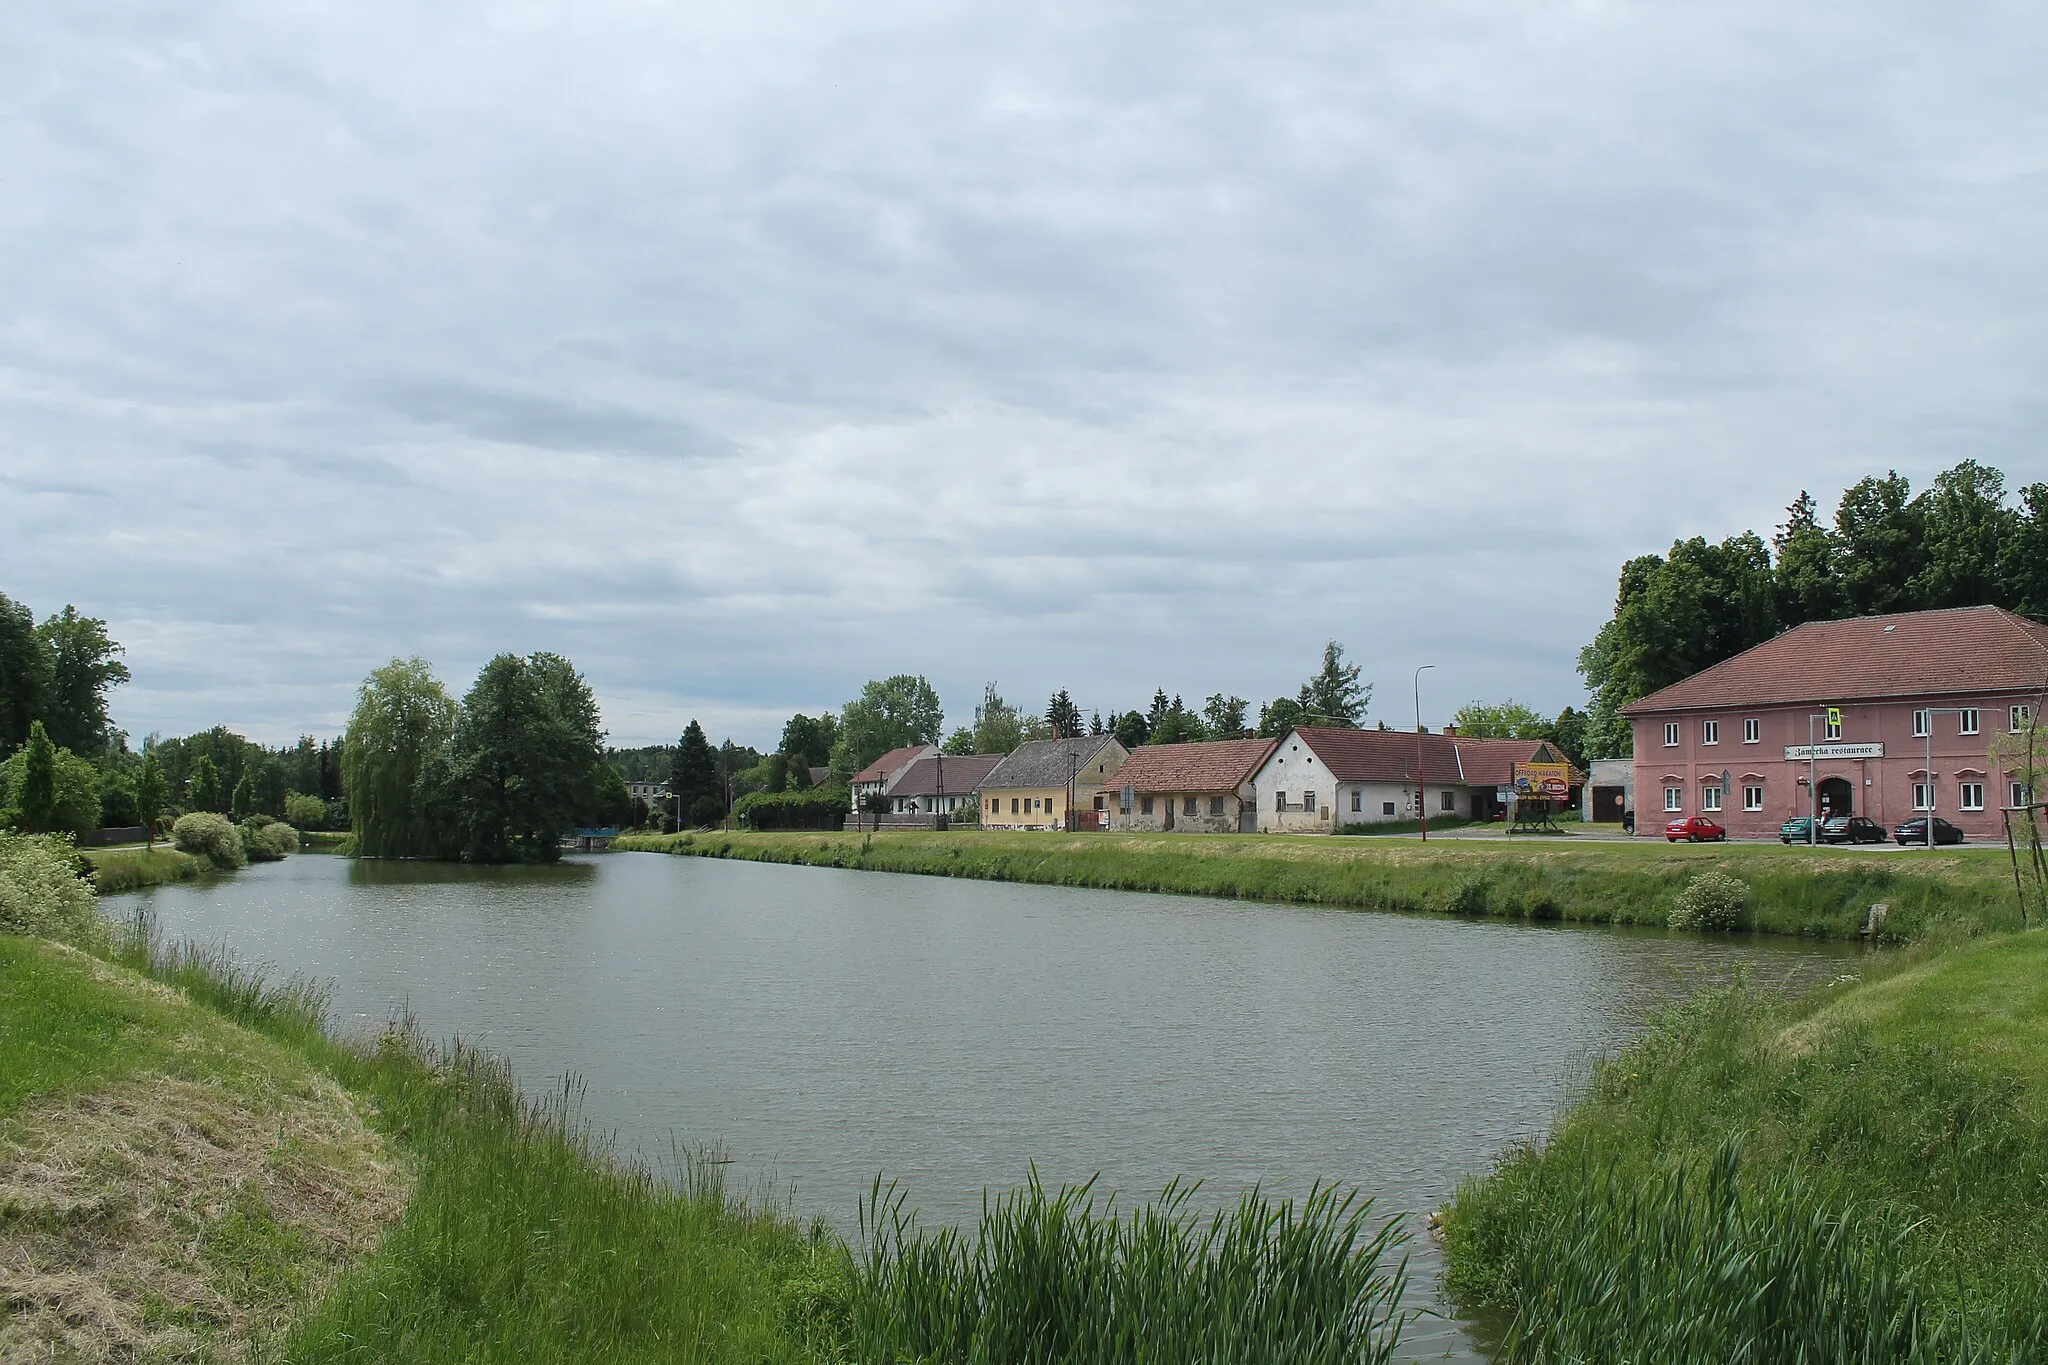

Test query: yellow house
[979,736,1131,831]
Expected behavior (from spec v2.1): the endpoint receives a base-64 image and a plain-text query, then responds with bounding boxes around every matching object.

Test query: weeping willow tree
[342,657,457,858]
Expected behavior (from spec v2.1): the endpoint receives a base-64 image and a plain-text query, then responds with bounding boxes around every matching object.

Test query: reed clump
[853,1171,1412,1365]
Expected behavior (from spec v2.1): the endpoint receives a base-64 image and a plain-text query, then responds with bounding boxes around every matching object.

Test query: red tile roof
[851,744,931,785]
[885,753,1004,798]
[1289,727,1554,786]
[1622,606,2048,715]
[1114,738,1278,793]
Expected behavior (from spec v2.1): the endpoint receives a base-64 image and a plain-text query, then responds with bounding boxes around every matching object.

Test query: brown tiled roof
[1622,606,2048,715]
[885,754,1004,798]
[1289,727,1554,786]
[1114,738,1278,793]
[851,744,931,785]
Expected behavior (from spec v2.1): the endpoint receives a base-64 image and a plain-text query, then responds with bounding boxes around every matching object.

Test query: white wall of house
[1252,737,1334,832]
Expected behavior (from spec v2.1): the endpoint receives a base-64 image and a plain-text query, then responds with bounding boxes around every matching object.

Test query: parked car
[1780,816,1819,843]
[1892,816,1966,846]
[1819,815,1886,845]
[1666,815,1727,843]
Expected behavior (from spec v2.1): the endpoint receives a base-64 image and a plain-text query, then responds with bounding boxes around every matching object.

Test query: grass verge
[1441,931,2048,1360]
[614,828,2022,940]
[81,844,202,893]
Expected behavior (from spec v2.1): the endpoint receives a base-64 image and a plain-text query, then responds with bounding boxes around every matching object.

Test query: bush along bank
[611,829,2022,941]
[1442,932,2048,1361]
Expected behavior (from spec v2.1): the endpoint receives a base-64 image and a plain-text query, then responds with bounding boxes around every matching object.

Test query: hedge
[733,787,851,831]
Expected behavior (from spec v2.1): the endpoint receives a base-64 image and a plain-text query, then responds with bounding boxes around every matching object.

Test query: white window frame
[2011,783,2031,810]
[1702,786,1723,812]
[1440,790,1455,812]
[1743,785,1764,812]
[1663,722,1680,747]
[1825,715,1842,741]
[1960,782,1985,812]
[2014,705,2033,734]
[1911,709,1930,738]
[1960,709,1979,736]
[1743,718,1759,744]
[1912,783,1933,812]
[1664,787,1683,812]
[1702,720,1719,745]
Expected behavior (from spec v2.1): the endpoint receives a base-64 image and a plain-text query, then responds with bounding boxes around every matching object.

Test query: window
[1210,796,1225,816]
[1350,791,1362,813]
[1664,787,1683,812]
[1663,722,1680,747]
[1913,783,1933,811]
[2015,783,2033,809]
[1140,795,1153,815]
[1440,790,1455,812]
[1825,715,1842,741]
[1302,792,1317,813]
[2014,705,2033,733]
[1011,798,1020,814]
[1743,785,1764,812]
[1960,709,1979,735]
[1275,792,1287,812]
[1960,783,1984,811]
[1912,709,1930,738]
[1382,801,1396,816]
[1744,718,1759,744]
[1183,796,1198,816]
[1703,786,1722,812]
[1702,720,1719,745]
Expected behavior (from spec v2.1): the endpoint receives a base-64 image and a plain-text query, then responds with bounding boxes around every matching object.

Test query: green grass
[83,843,203,892]
[0,934,173,1115]
[1442,932,2048,1360]
[614,828,2023,941]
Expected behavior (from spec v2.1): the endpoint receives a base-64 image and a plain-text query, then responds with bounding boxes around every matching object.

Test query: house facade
[849,744,935,814]
[1252,727,1565,832]
[980,736,1130,831]
[1622,606,2048,840]
[1103,738,1278,833]
[886,753,1003,815]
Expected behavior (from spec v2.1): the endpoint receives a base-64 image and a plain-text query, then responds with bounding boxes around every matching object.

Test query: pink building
[1623,606,2047,840]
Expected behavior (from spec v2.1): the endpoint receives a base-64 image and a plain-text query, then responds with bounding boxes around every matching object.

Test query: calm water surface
[114,851,1866,1360]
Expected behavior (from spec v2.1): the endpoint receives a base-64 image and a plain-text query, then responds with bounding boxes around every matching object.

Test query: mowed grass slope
[615,828,2023,939]
[1443,931,2048,1359]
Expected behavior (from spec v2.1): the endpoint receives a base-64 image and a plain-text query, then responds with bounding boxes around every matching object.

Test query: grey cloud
[376,380,736,459]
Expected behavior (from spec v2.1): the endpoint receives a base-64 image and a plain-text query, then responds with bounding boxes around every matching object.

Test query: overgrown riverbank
[79,843,202,892]
[1443,930,2048,1360]
[614,829,2022,941]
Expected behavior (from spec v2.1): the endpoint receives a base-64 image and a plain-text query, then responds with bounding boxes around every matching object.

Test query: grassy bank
[80,843,203,892]
[1442,931,2048,1360]
[614,828,2023,940]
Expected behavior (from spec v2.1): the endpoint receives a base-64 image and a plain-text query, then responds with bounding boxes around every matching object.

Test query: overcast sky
[4,3,2044,750]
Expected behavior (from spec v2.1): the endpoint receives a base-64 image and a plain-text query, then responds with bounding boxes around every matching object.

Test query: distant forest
[1581,461,2048,759]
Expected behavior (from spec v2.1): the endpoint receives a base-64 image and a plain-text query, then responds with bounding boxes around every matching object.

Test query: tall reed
[851,1169,1413,1365]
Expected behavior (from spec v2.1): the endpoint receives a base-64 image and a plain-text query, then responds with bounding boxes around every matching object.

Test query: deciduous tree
[189,756,222,814]
[0,594,50,758]
[440,652,605,863]
[137,750,166,847]
[36,606,130,754]
[831,675,943,775]
[341,657,457,859]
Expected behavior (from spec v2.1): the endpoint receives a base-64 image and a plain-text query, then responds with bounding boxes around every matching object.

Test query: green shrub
[285,792,329,830]
[1445,871,1492,915]
[241,819,298,862]
[1669,870,1749,931]
[0,831,105,948]
[687,794,726,829]
[173,811,246,870]
[733,787,851,831]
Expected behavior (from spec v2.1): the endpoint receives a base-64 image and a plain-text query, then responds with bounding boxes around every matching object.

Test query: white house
[1253,726,1568,832]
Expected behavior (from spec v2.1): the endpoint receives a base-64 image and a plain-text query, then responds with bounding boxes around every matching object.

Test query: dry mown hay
[0,1069,408,1362]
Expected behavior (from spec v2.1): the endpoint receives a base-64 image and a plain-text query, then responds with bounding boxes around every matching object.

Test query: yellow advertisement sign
[1512,762,1574,801]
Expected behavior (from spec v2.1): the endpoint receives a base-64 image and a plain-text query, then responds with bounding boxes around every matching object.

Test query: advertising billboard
[1512,762,1573,801]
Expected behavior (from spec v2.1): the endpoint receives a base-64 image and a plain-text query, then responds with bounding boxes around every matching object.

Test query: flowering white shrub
[0,832,104,948]
[1670,870,1749,932]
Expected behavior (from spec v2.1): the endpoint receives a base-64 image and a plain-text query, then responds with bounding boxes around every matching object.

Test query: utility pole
[1415,664,1437,840]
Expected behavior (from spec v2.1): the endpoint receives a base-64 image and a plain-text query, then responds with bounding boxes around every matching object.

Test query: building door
[1818,776,1853,818]
[1163,799,1175,832]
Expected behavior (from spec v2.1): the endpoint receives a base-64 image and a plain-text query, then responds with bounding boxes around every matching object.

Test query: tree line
[1578,461,2048,759]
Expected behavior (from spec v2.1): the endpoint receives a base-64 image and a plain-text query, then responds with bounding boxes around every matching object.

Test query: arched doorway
[1818,776,1853,818]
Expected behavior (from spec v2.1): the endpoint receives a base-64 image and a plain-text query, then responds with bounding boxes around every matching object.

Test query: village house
[886,752,1003,816]
[980,736,1130,830]
[849,744,935,813]
[1252,726,1569,832]
[1103,737,1277,833]
[1622,605,2048,840]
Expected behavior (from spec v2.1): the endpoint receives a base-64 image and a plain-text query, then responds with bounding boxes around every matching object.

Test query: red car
[1665,815,1727,843]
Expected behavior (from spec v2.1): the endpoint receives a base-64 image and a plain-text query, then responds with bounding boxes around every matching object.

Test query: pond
[113,851,1867,1359]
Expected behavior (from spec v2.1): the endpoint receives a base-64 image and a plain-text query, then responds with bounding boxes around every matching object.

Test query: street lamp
[1414,665,1437,841]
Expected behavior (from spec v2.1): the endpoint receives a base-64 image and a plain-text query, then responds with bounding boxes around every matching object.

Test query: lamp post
[1414,665,1437,841]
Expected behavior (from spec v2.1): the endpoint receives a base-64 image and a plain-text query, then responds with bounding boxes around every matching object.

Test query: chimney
[1442,723,1458,737]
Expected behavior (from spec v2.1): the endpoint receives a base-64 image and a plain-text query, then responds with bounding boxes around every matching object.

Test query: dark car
[1893,816,1965,846]
[1779,816,1819,843]
[1819,815,1886,845]
[1665,815,1727,843]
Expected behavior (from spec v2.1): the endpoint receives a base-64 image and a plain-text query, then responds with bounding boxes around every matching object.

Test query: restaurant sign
[1783,742,1885,760]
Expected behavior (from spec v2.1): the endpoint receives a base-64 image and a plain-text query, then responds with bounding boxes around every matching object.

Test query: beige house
[980,736,1130,831]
